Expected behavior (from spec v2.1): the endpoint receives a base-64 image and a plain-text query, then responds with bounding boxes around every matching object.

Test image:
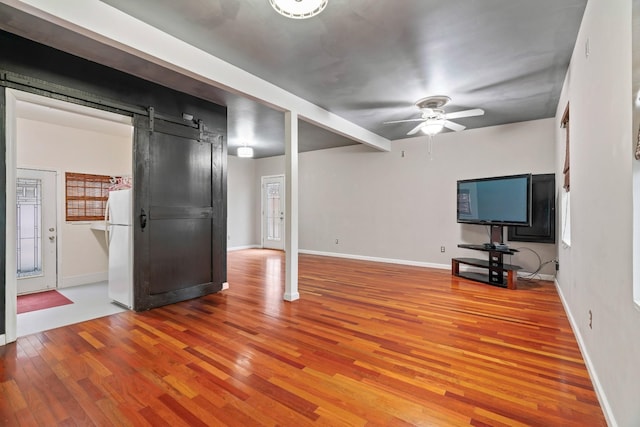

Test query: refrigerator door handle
[140,208,147,230]
[105,198,111,249]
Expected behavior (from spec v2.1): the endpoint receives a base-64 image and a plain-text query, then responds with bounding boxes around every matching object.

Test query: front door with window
[262,175,285,250]
[16,168,57,294]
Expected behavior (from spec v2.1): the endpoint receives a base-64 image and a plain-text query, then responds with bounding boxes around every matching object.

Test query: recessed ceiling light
[269,0,328,19]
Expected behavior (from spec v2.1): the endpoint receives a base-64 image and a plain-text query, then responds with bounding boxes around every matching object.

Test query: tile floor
[17,281,128,337]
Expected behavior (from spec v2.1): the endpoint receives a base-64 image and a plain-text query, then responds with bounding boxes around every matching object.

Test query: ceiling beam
[0,0,391,152]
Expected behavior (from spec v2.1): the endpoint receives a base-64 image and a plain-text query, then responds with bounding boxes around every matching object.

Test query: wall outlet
[335,239,339,244]
[588,310,592,329]
[440,246,445,253]
[555,260,559,271]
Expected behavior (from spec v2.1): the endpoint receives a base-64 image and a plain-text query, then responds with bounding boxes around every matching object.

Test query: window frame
[560,103,571,247]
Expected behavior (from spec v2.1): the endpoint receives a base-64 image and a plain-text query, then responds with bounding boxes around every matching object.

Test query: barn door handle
[140,208,147,230]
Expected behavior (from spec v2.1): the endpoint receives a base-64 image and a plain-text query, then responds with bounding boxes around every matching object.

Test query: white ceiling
[0,0,587,158]
[15,93,133,138]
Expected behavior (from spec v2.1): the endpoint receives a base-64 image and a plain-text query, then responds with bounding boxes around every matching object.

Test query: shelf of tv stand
[452,244,521,289]
[457,243,519,255]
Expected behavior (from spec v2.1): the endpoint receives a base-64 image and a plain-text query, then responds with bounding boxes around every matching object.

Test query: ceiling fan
[385,95,485,136]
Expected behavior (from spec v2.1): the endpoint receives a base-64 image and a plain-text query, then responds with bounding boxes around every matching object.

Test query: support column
[284,111,300,301]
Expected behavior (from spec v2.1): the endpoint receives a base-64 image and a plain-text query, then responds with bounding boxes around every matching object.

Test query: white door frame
[3,88,132,345]
[261,174,285,250]
[4,88,19,345]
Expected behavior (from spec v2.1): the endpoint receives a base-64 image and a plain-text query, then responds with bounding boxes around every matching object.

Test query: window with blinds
[65,172,111,221]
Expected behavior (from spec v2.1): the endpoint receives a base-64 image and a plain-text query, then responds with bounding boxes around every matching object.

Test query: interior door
[16,168,57,294]
[262,175,285,250]
[133,114,226,311]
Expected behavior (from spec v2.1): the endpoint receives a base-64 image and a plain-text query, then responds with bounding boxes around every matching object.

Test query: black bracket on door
[140,208,147,231]
[148,106,155,133]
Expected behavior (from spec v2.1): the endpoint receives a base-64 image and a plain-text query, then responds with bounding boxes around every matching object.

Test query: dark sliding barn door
[133,113,226,311]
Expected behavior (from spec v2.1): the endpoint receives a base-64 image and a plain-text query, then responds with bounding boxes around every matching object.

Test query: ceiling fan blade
[384,118,425,124]
[445,108,485,120]
[444,120,466,132]
[407,122,426,135]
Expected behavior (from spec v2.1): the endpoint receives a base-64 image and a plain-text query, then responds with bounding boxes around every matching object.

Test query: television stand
[452,254,520,289]
[452,226,521,289]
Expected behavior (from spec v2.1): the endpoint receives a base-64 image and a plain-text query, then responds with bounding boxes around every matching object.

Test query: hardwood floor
[1,249,605,426]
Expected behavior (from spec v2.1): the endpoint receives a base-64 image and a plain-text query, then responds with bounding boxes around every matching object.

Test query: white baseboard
[523,272,555,281]
[298,249,554,281]
[554,280,617,427]
[222,282,229,290]
[227,244,261,252]
[61,272,108,288]
[299,249,451,270]
[0,334,5,346]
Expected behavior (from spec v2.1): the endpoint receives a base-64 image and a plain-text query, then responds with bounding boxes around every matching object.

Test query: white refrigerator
[105,188,133,309]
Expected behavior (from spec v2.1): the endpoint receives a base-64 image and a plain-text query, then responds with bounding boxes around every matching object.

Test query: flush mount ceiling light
[237,145,254,158]
[269,0,328,19]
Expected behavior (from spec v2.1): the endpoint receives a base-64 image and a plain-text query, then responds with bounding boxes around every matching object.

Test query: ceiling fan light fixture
[422,117,446,136]
[269,0,328,19]
[237,146,254,158]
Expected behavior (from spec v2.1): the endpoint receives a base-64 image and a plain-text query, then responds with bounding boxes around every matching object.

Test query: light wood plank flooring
[0,249,605,426]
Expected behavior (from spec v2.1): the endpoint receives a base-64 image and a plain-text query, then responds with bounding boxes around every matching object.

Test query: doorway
[262,175,285,250]
[16,168,57,294]
[5,88,133,341]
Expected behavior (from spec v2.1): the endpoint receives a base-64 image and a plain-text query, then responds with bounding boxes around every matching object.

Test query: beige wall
[17,116,132,287]
[295,118,556,274]
[555,0,638,425]
[230,117,557,277]
[227,155,257,249]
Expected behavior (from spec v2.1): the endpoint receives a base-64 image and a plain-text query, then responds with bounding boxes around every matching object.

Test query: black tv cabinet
[452,244,521,289]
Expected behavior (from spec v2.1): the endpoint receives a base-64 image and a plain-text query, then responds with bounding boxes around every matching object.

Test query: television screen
[457,174,532,226]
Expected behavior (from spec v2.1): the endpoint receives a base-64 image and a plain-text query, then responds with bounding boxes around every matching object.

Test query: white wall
[17,117,132,287]
[555,0,638,425]
[297,119,556,274]
[227,155,257,249]
[227,118,556,275]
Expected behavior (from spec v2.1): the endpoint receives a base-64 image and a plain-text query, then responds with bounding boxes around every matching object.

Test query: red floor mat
[17,290,73,314]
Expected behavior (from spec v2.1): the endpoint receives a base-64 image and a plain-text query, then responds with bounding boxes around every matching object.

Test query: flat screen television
[457,173,532,226]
